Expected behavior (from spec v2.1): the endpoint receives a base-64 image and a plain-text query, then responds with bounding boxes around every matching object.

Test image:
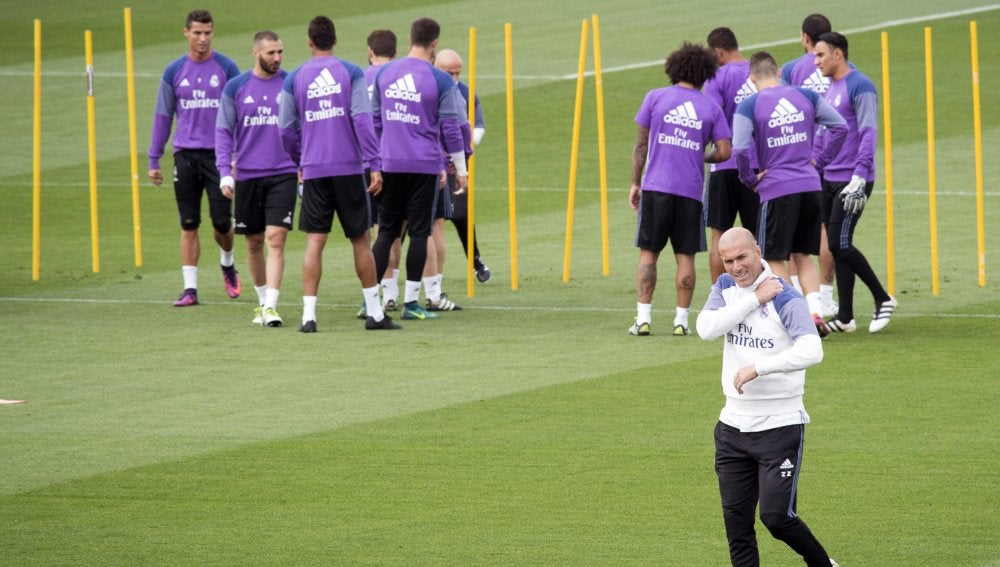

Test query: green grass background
[1,1,998,565]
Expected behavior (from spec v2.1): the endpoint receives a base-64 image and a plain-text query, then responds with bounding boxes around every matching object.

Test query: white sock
[363,286,384,321]
[423,275,441,302]
[220,248,234,268]
[264,288,280,310]
[820,284,835,304]
[637,302,652,325]
[805,292,822,316]
[302,296,317,324]
[404,280,422,304]
[791,275,802,294]
[381,272,399,302]
[674,306,690,328]
[255,285,267,306]
[182,265,198,290]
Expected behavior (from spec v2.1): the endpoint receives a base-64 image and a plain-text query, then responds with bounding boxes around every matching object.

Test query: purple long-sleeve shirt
[732,85,847,203]
[215,70,297,180]
[149,51,240,170]
[371,57,466,175]
[278,56,380,180]
[818,69,878,183]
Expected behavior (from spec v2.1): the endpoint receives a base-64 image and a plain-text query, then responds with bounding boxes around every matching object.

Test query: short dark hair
[707,27,739,52]
[818,31,849,60]
[802,14,832,45]
[309,16,336,51]
[367,29,397,58]
[185,10,213,29]
[748,51,778,78]
[664,42,718,89]
[253,30,280,45]
[410,18,440,48]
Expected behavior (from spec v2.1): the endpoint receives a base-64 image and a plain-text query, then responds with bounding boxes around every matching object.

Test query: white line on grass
[4,5,998,80]
[2,296,997,318]
[478,4,1000,80]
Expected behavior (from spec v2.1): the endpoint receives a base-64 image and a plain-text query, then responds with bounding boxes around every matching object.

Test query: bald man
[697,227,835,567]
[435,48,491,284]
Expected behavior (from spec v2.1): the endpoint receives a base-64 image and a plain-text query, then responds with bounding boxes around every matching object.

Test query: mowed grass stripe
[2,315,997,565]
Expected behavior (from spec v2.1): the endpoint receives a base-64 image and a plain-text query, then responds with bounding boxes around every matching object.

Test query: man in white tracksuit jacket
[697,227,836,567]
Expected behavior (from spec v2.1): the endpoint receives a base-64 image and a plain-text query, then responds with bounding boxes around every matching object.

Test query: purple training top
[278,56,381,180]
[703,60,757,171]
[371,57,465,175]
[364,63,383,102]
[215,70,297,181]
[780,53,832,93]
[818,69,878,183]
[732,85,847,203]
[149,51,240,170]
[634,85,730,201]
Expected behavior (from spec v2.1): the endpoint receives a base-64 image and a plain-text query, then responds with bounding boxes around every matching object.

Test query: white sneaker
[821,299,839,318]
[262,306,283,328]
[869,295,897,333]
[826,318,857,333]
[252,306,263,325]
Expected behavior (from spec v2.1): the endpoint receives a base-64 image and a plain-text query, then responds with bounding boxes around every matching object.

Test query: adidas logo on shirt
[179,78,191,87]
[780,459,795,470]
[768,97,806,127]
[734,78,757,104]
[243,95,255,104]
[662,101,702,129]
[384,73,422,102]
[802,69,831,93]
[307,68,342,99]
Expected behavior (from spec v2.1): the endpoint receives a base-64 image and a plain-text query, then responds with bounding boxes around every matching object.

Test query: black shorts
[757,191,822,261]
[233,173,298,234]
[634,191,704,255]
[449,175,469,219]
[434,176,454,220]
[298,174,372,238]
[378,172,438,239]
[706,169,760,234]
[821,178,874,252]
[172,149,231,230]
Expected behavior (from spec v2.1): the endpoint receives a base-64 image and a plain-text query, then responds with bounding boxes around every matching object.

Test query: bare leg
[675,253,696,309]
[245,233,266,288]
[302,232,328,297]
[636,249,660,304]
[265,226,288,291]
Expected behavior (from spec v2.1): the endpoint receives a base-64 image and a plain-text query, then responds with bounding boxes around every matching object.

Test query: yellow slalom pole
[504,23,519,290]
[592,14,610,277]
[124,7,142,267]
[880,31,895,296]
[85,30,100,273]
[924,27,938,295]
[970,20,985,287]
[32,20,42,281]
[562,18,589,283]
[466,26,477,298]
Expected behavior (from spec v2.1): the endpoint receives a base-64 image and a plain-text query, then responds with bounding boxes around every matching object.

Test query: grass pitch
[1,1,998,565]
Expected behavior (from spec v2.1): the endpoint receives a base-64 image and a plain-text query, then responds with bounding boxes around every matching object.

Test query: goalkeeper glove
[841,175,867,214]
